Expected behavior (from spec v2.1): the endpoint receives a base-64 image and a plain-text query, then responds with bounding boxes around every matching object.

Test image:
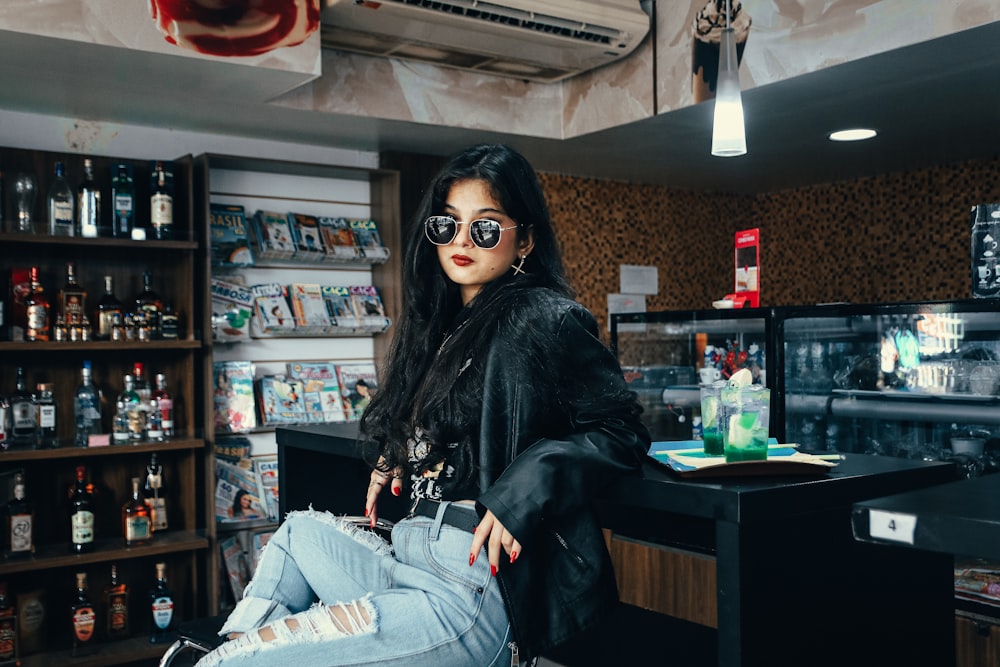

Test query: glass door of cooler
[776,299,1000,477]
[611,309,774,442]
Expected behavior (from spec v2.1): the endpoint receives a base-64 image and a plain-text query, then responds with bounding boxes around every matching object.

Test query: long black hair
[360,144,572,480]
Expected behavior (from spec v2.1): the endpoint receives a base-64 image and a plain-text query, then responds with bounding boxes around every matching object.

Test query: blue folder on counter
[648,440,840,478]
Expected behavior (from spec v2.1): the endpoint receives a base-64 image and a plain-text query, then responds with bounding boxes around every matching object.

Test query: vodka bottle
[48,160,75,236]
[74,360,103,447]
[9,367,37,449]
[77,158,101,238]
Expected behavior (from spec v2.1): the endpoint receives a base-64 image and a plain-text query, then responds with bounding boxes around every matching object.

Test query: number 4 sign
[867,509,917,544]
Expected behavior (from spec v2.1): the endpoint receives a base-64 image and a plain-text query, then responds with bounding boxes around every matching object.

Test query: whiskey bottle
[48,160,75,236]
[118,375,143,441]
[104,563,130,640]
[69,465,96,553]
[24,266,50,342]
[69,572,97,656]
[135,271,164,337]
[4,471,34,558]
[53,313,68,342]
[150,162,173,240]
[0,583,18,664]
[58,261,87,332]
[9,367,37,449]
[77,157,101,238]
[95,275,124,341]
[35,382,58,448]
[148,562,175,644]
[145,452,168,531]
[111,163,134,239]
[152,373,174,439]
[122,476,152,546]
[74,360,103,447]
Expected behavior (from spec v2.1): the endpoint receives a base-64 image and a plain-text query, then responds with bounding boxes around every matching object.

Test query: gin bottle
[35,382,58,448]
[74,361,103,447]
[152,373,174,438]
[111,163,134,239]
[9,367,37,449]
[77,158,101,238]
[47,160,75,236]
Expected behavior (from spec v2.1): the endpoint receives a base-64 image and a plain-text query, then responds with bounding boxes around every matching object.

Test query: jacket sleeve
[476,302,651,546]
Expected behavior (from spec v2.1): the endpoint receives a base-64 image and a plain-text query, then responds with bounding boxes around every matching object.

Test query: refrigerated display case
[777,299,1000,475]
[610,309,774,441]
[613,299,1000,476]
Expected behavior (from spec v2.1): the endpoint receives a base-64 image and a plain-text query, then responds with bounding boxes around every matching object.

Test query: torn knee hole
[328,601,372,634]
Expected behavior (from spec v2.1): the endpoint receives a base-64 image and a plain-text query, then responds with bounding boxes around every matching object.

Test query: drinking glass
[720,385,771,462]
[699,380,725,456]
[13,172,38,233]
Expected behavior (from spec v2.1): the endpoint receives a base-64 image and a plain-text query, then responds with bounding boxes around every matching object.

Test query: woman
[200,144,650,667]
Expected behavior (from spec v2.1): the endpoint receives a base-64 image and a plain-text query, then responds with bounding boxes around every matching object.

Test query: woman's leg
[200,503,511,667]
[219,509,394,636]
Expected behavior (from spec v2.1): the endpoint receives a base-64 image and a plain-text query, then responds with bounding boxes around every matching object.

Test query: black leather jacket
[471,288,650,663]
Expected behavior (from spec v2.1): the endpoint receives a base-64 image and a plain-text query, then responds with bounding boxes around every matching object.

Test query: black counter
[277,422,958,667]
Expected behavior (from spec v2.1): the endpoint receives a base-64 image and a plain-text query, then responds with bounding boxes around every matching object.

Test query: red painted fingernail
[509,551,518,564]
[469,553,475,567]
[364,508,369,517]
[490,564,498,577]
[392,486,400,496]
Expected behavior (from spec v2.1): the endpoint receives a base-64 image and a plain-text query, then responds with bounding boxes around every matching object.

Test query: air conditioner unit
[320,0,650,83]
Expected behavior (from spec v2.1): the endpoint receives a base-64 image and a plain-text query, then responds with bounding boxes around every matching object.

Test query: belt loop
[430,500,449,540]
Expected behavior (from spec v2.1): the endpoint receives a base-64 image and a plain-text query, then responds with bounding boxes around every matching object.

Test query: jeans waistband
[408,498,480,533]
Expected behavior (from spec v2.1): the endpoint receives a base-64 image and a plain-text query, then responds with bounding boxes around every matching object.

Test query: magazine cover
[253,457,280,522]
[251,282,296,334]
[336,363,379,420]
[220,534,251,601]
[289,212,326,256]
[210,203,254,266]
[288,283,331,330]
[249,528,276,574]
[350,218,391,262]
[210,277,254,343]
[322,285,360,331]
[318,216,359,261]
[252,209,297,256]
[213,360,257,432]
[350,284,390,332]
[215,478,264,522]
[286,361,347,422]
[257,375,307,425]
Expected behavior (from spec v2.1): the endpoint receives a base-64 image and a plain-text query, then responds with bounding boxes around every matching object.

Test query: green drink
[703,426,724,456]
[720,385,771,463]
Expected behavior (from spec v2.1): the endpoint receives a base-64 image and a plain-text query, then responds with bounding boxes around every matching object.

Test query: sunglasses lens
[425,216,457,245]
[470,220,502,249]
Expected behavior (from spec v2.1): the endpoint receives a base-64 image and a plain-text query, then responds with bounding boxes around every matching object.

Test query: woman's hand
[364,461,402,527]
[470,509,522,577]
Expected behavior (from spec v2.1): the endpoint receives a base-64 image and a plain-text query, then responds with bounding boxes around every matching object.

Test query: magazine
[209,203,254,266]
[251,282,296,334]
[288,282,331,331]
[213,360,257,433]
[286,361,347,422]
[220,534,250,601]
[210,277,254,343]
[215,477,264,522]
[336,363,379,420]
[253,456,280,522]
[322,285,360,331]
[349,284,390,332]
[289,212,326,257]
[252,209,297,257]
[257,375,307,425]
[318,216,359,262]
[350,219,390,262]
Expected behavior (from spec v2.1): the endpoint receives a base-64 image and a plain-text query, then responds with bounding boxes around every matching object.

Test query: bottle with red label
[70,571,97,656]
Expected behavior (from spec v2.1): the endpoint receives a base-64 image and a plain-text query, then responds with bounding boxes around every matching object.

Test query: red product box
[7,266,30,341]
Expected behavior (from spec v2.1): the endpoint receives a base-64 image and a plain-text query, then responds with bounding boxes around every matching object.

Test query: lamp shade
[711,28,747,157]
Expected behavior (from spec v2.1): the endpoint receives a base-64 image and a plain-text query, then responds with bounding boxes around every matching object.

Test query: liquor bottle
[145,400,164,442]
[132,362,152,405]
[69,572,97,656]
[0,392,9,451]
[69,465,96,553]
[148,561,175,644]
[5,471,34,558]
[58,261,87,332]
[145,452,168,532]
[48,160,75,236]
[74,360,103,447]
[152,373,174,439]
[118,374,143,441]
[53,313,68,342]
[112,401,130,445]
[0,582,18,665]
[122,476,152,546]
[95,275,124,341]
[24,266,50,342]
[104,563,129,640]
[35,382,58,448]
[9,367,37,449]
[111,163,134,239]
[135,271,164,338]
[77,157,101,238]
[150,162,173,240]
[160,303,180,340]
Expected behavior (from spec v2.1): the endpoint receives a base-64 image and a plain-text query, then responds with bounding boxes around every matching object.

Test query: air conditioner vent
[321,0,649,83]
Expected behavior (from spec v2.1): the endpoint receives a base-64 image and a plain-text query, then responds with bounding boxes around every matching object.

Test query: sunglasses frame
[424,215,519,249]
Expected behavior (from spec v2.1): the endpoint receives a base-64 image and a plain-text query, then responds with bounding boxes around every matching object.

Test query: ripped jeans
[197,504,513,667]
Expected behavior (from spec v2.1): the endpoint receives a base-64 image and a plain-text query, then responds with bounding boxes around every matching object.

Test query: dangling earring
[511,255,527,275]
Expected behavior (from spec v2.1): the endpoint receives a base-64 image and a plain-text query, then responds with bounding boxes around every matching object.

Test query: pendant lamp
[711,0,747,157]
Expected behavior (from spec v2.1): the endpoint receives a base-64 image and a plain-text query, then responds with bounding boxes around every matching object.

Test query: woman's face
[435,179,533,305]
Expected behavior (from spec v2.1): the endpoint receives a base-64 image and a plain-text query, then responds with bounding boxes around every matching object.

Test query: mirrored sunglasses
[424,215,518,250]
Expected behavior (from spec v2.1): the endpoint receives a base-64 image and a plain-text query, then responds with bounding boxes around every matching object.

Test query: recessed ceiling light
[828,128,877,142]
